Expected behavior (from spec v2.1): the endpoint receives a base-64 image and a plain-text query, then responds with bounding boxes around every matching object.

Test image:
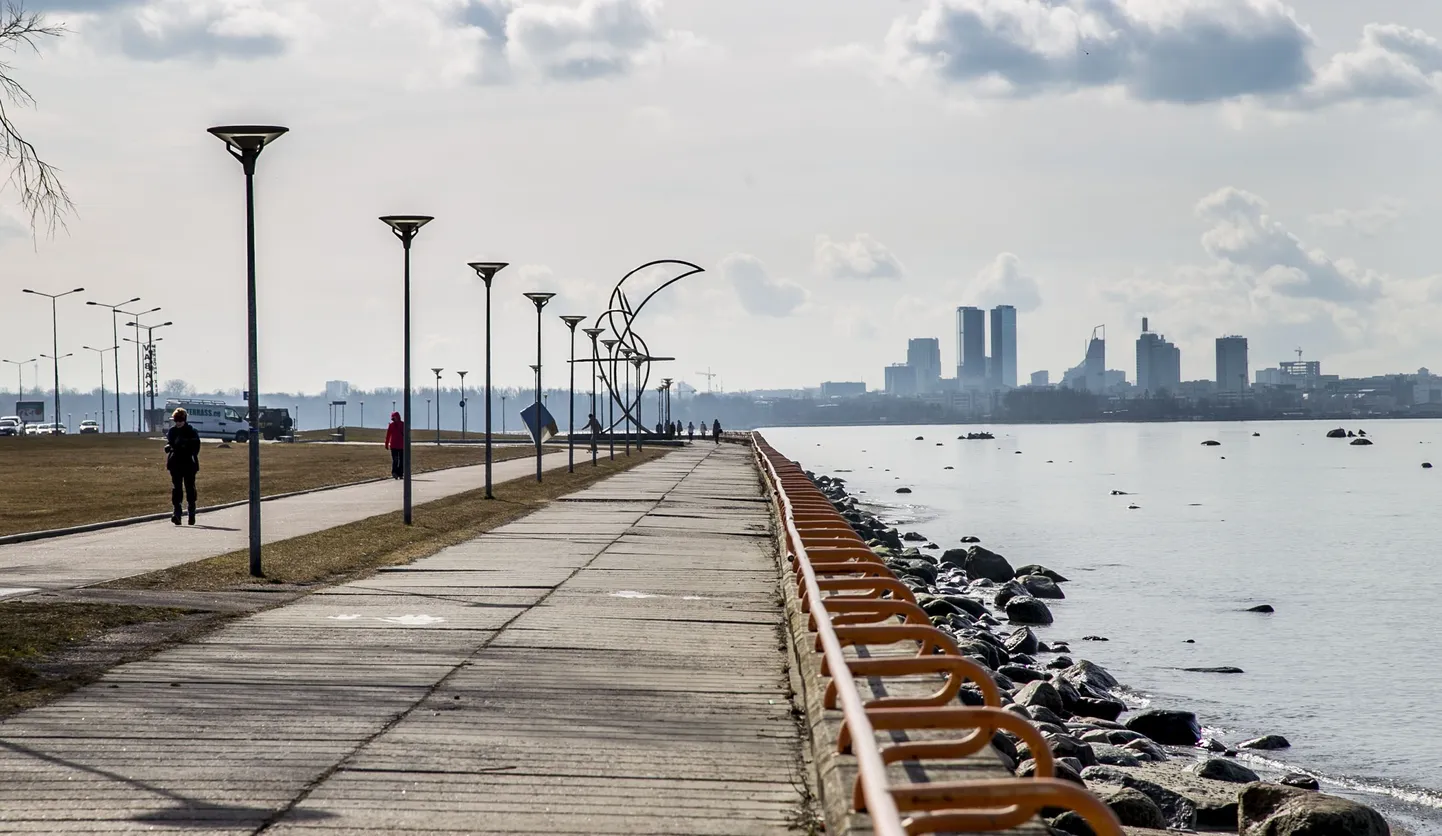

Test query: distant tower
[989,305,1018,389]
[1216,336,1249,394]
[1136,317,1181,395]
[1085,326,1106,393]
[906,338,942,393]
[956,306,986,385]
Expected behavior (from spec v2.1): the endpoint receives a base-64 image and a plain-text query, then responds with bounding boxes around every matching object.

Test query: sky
[1,0,1440,395]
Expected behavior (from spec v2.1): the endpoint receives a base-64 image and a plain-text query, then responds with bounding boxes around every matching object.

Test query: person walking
[385,411,404,479]
[165,407,201,526]
[585,412,602,453]
[687,421,695,443]
[711,418,722,444]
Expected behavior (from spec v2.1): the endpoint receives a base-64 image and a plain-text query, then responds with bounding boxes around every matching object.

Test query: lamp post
[83,345,117,432]
[618,346,633,455]
[359,401,364,429]
[600,339,618,461]
[86,296,139,433]
[37,351,72,428]
[119,306,161,431]
[467,262,508,498]
[426,398,431,430]
[522,292,555,482]
[559,316,586,473]
[379,215,434,526]
[209,124,287,577]
[631,354,647,452]
[3,358,33,400]
[431,367,444,444]
[22,286,85,435]
[125,320,172,429]
[501,394,507,433]
[661,377,673,428]
[582,327,603,467]
[457,370,468,441]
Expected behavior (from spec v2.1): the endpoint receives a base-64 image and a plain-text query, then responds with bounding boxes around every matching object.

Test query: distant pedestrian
[385,412,404,479]
[687,422,695,443]
[586,412,602,452]
[165,407,201,526]
[712,419,722,444]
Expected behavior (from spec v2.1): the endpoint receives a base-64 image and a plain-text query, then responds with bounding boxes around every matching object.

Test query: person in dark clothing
[585,413,602,453]
[711,418,722,444]
[385,412,404,479]
[165,407,201,526]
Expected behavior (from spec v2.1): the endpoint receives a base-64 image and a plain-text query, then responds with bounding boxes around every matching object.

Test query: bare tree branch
[0,0,72,237]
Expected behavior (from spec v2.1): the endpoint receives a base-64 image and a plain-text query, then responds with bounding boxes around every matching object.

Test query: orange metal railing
[752,433,1123,836]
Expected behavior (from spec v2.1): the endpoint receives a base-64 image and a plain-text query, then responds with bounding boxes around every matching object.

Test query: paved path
[0,444,809,834]
[0,451,593,599]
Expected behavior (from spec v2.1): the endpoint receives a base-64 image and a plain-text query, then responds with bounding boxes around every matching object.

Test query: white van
[164,398,256,442]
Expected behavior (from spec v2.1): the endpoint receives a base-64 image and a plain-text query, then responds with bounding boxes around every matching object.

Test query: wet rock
[1070,697,1126,723]
[1424,462,1434,469]
[1183,666,1245,674]
[1326,427,1347,438]
[938,548,969,569]
[969,577,995,589]
[999,664,1048,684]
[1019,574,1067,599]
[1125,709,1202,745]
[994,580,1029,608]
[895,487,913,493]
[1005,626,1040,655]
[1351,437,1374,446]
[1016,758,1085,786]
[1006,595,1055,625]
[1103,787,1168,829]
[991,730,1019,762]
[1047,655,1074,669]
[1197,799,1241,830]
[923,542,939,549]
[901,531,927,542]
[1194,757,1260,783]
[959,535,981,543]
[1280,773,1320,791]
[1240,734,1291,750]
[1202,440,1221,446]
[957,639,1007,671]
[1048,811,1096,835]
[1081,635,1107,641]
[1059,660,1121,697]
[1239,782,1388,836]
[1014,680,1065,715]
[1028,705,1067,727]
[940,594,989,619]
[1014,563,1069,583]
[1081,767,1198,830]
[965,545,1017,583]
[1090,744,1143,767]
[1121,738,1169,762]
[1198,737,1228,753]
[1246,604,1276,613]
[919,596,964,619]
[889,558,937,584]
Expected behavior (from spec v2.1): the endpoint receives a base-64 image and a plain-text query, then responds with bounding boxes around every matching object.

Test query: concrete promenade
[0,444,810,834]
[0,451,575,599]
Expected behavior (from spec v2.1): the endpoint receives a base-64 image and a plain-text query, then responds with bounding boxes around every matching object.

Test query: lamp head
[523,292,556,310]
[467,262,508,285]
[529,364,540,372]
[432,367,444,376]
[559,315,586,331]
[618,347,633,358]
[582,327,604,339]
[600,339,618,350]
[379,215,434,242]
[208,125,288,154]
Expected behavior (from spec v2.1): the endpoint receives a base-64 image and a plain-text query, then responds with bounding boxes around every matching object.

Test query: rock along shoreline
[805,468,1396,836]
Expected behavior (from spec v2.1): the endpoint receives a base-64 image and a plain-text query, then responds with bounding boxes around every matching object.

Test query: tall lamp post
[22,286,85,433]
[209,124,287,577]
[126,320,173,428]
[582,327,604,467]
[631,354,647,452]
[522,292,555,482]
[600,339,618,461]
[3,358,34,400]
[661,378,673,428]
[431,367,444,444]
[83,345,117,432]
[37,351,72,427]
[467,262,508,498]
[618,346,633,455]
[379,215,434,526]
[457,370,468,441]
[120,306,161,431]
[86,296,140,433]
[559,315,586,473]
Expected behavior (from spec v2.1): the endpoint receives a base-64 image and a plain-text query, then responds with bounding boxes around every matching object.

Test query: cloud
[813,233,905,280]
[965,252,1042,312]
[1308,200,1404,237]
[452,0,691,83]
[0,205,30,244]
[33,0,304,60]
[717,253,808,317]
[831,0,1442,109]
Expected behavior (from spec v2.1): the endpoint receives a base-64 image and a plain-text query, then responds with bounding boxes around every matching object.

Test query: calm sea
[762,420,1442,834]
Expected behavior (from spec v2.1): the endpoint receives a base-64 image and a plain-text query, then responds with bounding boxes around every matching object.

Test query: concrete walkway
[0,451,589,599]
[0,444,810,834]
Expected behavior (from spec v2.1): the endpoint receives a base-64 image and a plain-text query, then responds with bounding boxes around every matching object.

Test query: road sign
[15,401,43,423]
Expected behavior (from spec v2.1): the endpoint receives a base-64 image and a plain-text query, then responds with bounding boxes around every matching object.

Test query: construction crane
[696,368,719,394]
[1295,347,1304,361]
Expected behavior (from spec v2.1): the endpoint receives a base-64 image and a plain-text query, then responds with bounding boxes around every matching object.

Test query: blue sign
[519,402,558,443]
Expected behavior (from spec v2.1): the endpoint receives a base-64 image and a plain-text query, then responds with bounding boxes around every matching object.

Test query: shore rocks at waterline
[1240,734,1291,750]
[1014,563,1069,583]
[1018,573,1066,599]
[1239,782,1391,836]
[1005,595,1055,625]
[1125,709,1203,745]
[1193,756,1261,783]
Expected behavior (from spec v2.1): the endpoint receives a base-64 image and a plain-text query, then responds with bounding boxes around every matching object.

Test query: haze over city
[3,0,1441,395]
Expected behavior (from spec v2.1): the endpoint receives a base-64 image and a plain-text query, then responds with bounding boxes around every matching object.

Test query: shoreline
[803,465,1412,835]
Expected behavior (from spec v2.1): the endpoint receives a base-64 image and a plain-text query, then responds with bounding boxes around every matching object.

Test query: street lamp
[661,377,673,429]
[582,327,604,467]
[119,306,160,431]
[379,214,434,526]
[124,320,172,427]
[86,296,139,433]
[83,345,118,433]
[37,351,72,429]
[600,338,618,461]
[22,286,85,434]
[467,262,508,498]
[631,353,647,452]
[432,367,444,444]
[559,316,586,473]
[522,291,555,482]
[2,358,34,400]
[209,124,287,577]
[456,370,468,441]
[618,346,633,456]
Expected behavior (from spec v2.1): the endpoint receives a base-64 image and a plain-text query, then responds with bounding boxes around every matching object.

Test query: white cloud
[965,252,1042,312]
[828,0,1442,110]
[1308,199,1404,238]
[0,205,30,245]
[717,253,808,318]
[813,233,904,280]
[33,0,309,60]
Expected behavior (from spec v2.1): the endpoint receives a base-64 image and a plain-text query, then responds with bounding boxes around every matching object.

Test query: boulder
[1014,564,1070,583]
[959,535,981,543]
[1239,783,1389,836]
[1028,705,1067,727]
[919,597,963,619]
[1183,666,1245,674]
[1014,680,1066,715]
[1247,604,1276,613]
[1202,440,1221,446]
[1005,626,1040,656]
[994,580,1029,608]
[1280,773,1320,791]
[1081,635,1107,641]
[1015,758,1085,786]
[957,639,1006,671]
[1240,734,1291,750]
[1125,708,1203,745]
[1058,660,1122,696]
[888,558,937,584]
[999,664,1047,684]
[1006,595,1055,625]
[1194,757,1261,783]
[1090,744,1143,767]
[1325,427,1347,438]
[1197,800,1241,830]
[1049,810,1096,836]
[965,546,1017,582]
[895,487,913,493]
[938,548,969,569]
[1351,438,1374,446]
[1018,573,1066,599]
[1045,733,1097,767]
[1071,697,1126,723]
[1047,655,1074,669]
[901,531,927,542]
[940,594,989,619]
[1103,787,1167,829]
[1121,738,1169,762]
[1081,767,1198,830]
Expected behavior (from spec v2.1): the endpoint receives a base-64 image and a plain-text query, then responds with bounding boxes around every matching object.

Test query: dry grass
[296,426,536,444]
[0,434,538,536]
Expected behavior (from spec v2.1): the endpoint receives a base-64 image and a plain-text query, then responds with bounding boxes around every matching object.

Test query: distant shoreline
[749,414,1436,430]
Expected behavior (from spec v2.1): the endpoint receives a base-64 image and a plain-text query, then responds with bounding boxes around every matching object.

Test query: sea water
[761,420,1442,833]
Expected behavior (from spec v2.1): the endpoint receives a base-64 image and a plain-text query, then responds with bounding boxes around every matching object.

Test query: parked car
[163,398,255,442]
[33,422,66,436]
[0,416,20,437]
[79,419,100,434]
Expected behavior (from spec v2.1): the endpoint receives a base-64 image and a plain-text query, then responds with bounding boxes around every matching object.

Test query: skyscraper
[1135,317,1181,395]
[1216,336,1249,393]
[956,306,986,385]
[989,305,1017,389]
[907,338,941,393]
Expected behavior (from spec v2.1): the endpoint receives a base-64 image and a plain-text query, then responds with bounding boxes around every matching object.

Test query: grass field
[0,434,538,536]
[295,426,537,443]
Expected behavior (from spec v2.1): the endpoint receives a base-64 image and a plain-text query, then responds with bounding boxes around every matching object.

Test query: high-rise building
[907,338,942,393]
[1085,330,1106,393]
[956,307,986,385]
[884,364,917,396]
[1135,317,1181,395]
[1030,370,1050,387]
[989,305,1018,389]
[1216,336,1249,393]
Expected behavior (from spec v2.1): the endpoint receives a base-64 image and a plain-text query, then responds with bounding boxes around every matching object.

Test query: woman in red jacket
[385,412,404,479]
